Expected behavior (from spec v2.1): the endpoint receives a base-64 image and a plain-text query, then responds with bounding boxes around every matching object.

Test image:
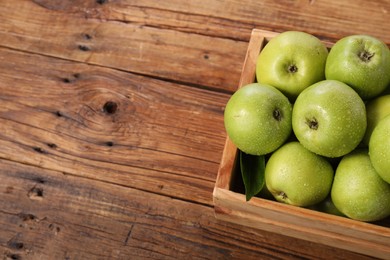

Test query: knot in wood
[103,101,118,114]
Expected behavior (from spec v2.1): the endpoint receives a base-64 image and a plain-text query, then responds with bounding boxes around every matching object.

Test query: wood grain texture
[215,188,390,259]
[0,159,372,260]
[2,1,388,93]
[0,0,247,92]
[1,0,389,259]
[32,0,390,44]
[0,46,230,206]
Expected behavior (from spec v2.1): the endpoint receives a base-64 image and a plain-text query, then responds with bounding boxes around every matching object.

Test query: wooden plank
[2,1,388,94]
[0,1,388,258]
[0,159,372,259]
[0,47,231,206]
[0,0,247,92]
[214,188,390,259]
[214,29,270,191]
[33,0,390,44]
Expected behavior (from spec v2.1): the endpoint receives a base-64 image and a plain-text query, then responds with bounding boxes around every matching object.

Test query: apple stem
[306,118,319,130]
[359,51,374,62]
[279,191,288,200]
[287,64,298,73]
[273,109,282,121]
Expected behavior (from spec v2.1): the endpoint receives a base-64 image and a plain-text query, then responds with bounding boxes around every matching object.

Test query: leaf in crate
[240,150,265,201]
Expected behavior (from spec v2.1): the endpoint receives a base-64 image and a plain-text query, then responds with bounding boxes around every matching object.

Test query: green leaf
[240,150,265,201]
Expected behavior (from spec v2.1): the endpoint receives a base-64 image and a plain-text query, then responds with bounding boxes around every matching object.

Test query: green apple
[224,83,292,155]
[292,80,366,158]
[362,95,390,146]
[369,114,390,184]
[265,142,334,207]
[325,34,390,100]
[256,31,328,100]
[331,149,390,222]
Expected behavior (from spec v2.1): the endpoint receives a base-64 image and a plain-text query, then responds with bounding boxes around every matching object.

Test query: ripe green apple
[331,149,390,222]
[292,80,366,158]
[362,95,390,146]
[325,34,390,100]
[224,83,292,155]
[256,31,328,100]
[265,142,334,207]
[369,114,390,184]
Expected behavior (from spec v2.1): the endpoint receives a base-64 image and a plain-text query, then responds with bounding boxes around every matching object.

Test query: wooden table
[0,1,388,259]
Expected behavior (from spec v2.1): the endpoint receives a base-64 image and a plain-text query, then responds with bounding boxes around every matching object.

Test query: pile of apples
[224,31,390,222]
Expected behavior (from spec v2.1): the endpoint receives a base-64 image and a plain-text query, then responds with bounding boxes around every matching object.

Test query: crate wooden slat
[213,29,390,259]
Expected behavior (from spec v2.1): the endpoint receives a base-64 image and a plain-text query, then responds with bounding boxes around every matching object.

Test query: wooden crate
[213,29,390,259]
